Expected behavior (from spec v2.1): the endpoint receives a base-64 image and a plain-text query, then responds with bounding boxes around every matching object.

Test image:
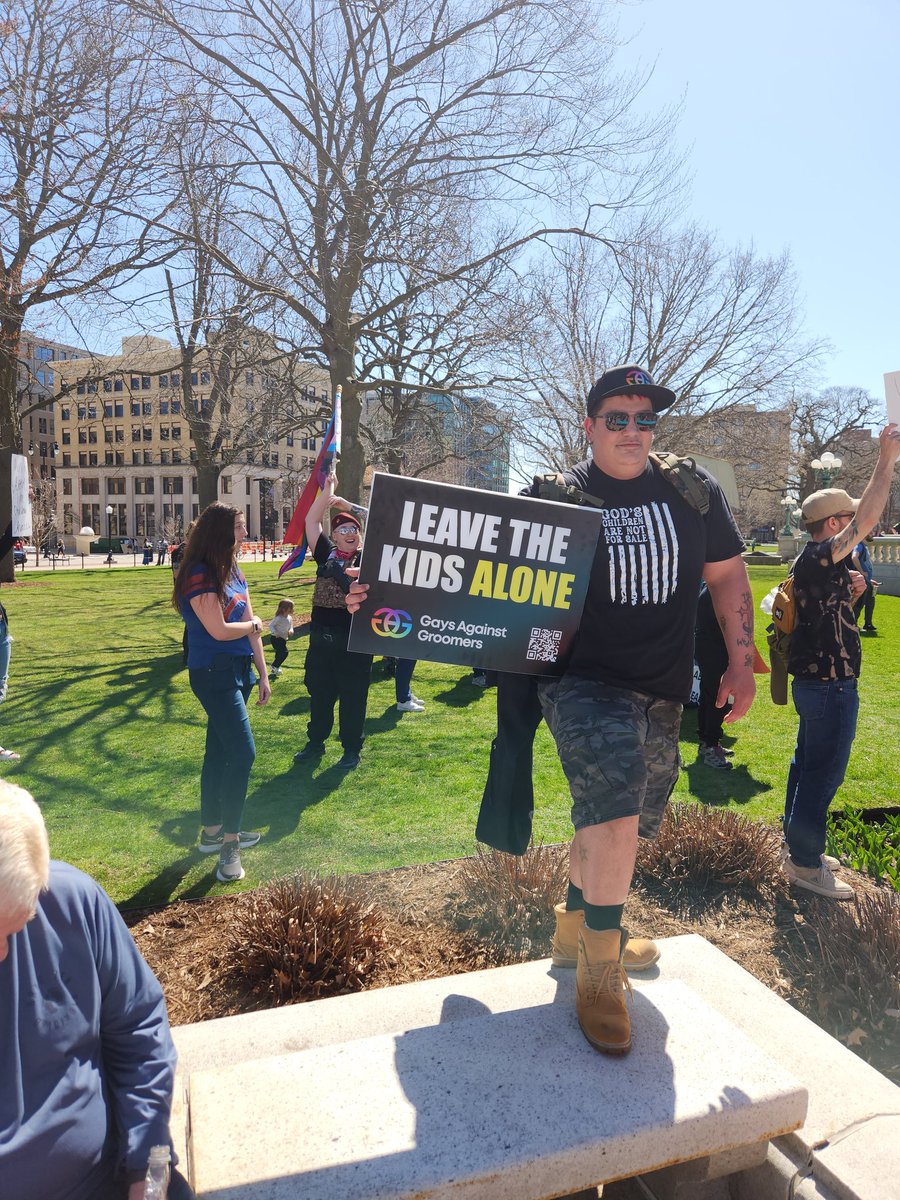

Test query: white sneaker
[271,667,282,677]
[784,858,853,899]
[779,841,840,871]
[397,697,425,712]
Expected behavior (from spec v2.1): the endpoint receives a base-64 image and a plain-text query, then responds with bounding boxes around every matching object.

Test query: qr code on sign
[527,627,562,662]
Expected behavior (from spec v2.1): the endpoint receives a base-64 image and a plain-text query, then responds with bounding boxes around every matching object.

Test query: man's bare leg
[570,815,639,905]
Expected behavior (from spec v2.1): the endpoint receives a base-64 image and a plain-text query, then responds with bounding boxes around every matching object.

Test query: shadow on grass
[433,674,492,708]
[682,758,771,807]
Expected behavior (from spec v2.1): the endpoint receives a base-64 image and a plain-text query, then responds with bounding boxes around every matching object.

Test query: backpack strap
[649,451,711,516]
[532,472,605,510]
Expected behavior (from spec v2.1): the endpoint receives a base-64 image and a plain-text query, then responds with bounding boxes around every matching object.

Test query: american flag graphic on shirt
[600,501,680,605]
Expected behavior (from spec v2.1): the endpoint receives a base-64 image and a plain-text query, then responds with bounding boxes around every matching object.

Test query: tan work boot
[552,903,659,972]
[576,926,633,1055]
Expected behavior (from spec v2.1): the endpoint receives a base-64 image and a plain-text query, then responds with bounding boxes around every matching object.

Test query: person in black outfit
[293,472,372,771]
[694,582,734,769]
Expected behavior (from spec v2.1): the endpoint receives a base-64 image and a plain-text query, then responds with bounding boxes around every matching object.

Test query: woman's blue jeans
[784,678,859,867]
[189,654,256,834]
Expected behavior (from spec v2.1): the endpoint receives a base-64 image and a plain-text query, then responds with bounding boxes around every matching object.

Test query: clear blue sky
[614,0,898,408]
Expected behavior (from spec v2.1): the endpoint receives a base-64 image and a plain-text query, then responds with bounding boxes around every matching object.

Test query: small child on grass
[268,599,295,677]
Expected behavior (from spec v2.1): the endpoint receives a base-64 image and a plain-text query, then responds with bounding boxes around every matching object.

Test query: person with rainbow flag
[293,470,372,771]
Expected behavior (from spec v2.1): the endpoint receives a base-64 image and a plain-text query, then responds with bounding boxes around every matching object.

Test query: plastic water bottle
[144,1145,170,1200]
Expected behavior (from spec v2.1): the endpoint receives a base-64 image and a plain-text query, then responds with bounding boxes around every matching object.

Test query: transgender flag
[278,386,341,577]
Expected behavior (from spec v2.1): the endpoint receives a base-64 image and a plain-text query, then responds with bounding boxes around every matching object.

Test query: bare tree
[139,0,676,502]
[142,107,331,509]
[507,227,823,476]
[793,385,886,499]
[0,0,174,576]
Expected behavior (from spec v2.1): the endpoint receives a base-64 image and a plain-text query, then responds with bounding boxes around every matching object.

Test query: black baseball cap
[587,364,677,416]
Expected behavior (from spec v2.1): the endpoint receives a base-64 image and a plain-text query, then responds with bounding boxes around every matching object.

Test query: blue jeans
[0,633,10,704]
[784,678,859,867]
[394,658,416,704]
[189,654,257,834]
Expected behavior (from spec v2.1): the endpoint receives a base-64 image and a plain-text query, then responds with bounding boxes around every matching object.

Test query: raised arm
[306,470,337,549]
[831,424,900,562]
[702,554,756,722]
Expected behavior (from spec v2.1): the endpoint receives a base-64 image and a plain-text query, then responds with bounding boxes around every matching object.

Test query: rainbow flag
[278,387,341,577]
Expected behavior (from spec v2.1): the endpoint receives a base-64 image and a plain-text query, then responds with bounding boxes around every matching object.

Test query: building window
[77,383,85,395]
[171,450,182,465]
[115,452,125,466]
[160,400,169,415]
[171,373,180,388]
[82,502,101,531]
[142,427,152,441]
[159,426,169,440]
[134,503,155,537]
[132,451,141,465]
[162,476,183,495]
[107,477,126,495]
[160,449,170,464]
[63,478,73,495]
[171,399,181,414]
[142,376,151,390]
[143,450,152,465]
[78,430,87,445]
[82,478,100,495]
[200,371,210,385]
[222,476,232,494]
[135,477,154,495]
[171,425,181,440]
[105,429,113,444]
[130,376,140,389]
[114,402,123,417]
[104,382,112,395]
[61,406,71,421]
[104,403,113,417]
[63,453,72,467]
[142,402,152,416]
[159,374,169,388]
[89,452,98,466]
[131,401,141,416]
[63,503,74,533]
[87,404,96,418]
[115,427,124,443]
[114,379,123,393]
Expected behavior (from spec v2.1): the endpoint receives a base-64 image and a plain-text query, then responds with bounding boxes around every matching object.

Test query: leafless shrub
[452,844,568,964]
[634,804,787,912]
[224,873,386,1004]
[784,890,900,1068]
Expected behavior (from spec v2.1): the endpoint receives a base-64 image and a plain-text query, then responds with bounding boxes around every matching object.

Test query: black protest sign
[348,474,602,675]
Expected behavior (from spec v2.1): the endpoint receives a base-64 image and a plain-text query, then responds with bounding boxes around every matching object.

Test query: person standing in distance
[173,504,270,883]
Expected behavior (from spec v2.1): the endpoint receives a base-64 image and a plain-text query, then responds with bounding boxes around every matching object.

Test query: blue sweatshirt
[0,862,177,1200]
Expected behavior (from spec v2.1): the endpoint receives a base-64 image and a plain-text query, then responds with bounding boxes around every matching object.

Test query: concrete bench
[172,941,809,1199]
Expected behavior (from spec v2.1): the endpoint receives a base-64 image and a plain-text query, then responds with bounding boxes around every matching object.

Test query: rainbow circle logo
[371,608,413,638]
[625,370,652,387]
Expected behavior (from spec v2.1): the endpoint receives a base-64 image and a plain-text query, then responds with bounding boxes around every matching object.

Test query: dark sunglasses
[599,410,658,431]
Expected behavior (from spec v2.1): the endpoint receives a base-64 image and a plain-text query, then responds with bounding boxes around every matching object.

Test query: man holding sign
[349,364,754,1055]
[528,366,755,1054]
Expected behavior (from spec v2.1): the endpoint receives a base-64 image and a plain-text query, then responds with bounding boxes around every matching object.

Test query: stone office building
[54,336,331,545]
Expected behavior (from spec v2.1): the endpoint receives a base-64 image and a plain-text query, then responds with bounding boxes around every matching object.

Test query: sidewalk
[14,547,287,573]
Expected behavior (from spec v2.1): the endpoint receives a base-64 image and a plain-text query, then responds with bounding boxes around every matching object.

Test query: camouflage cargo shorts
[537,676,682,838]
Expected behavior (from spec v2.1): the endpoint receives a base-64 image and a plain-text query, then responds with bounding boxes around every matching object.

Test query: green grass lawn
[1,562,897,907]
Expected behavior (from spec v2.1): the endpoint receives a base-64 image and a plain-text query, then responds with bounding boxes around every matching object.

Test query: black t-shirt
[537,459,743,702]
[788,538,860,681]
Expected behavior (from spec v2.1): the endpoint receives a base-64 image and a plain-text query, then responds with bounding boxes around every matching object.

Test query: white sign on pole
[884,371,900,427]
[11,454,32,539]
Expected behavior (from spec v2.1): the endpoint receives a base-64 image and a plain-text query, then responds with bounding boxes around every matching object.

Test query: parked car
[13,546,27,565]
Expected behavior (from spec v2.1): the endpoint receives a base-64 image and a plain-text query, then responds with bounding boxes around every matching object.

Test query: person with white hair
[0,780,192,1199]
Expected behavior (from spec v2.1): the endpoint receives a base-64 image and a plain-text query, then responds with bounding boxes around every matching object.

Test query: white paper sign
[884,371,900,427]
[11,454,32,538]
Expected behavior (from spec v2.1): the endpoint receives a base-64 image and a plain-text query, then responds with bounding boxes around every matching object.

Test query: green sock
[584,902,624,932]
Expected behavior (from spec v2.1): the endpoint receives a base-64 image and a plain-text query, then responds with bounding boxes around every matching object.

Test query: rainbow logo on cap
[625,370,652,387]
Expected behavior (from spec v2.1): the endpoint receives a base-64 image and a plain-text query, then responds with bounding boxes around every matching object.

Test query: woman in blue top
[173,504,270,882]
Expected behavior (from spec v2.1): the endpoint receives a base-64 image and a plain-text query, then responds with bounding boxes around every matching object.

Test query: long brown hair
[172,503,242,609]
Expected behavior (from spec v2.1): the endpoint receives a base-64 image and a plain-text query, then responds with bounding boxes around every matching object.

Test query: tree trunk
[327,345,364,504]
[195,460,221,512]
[0,313,25,582]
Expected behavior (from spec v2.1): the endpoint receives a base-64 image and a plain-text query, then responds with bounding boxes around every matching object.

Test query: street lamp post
[810,451,842,489]
[780,494,799,537]
[105,505,114,567]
